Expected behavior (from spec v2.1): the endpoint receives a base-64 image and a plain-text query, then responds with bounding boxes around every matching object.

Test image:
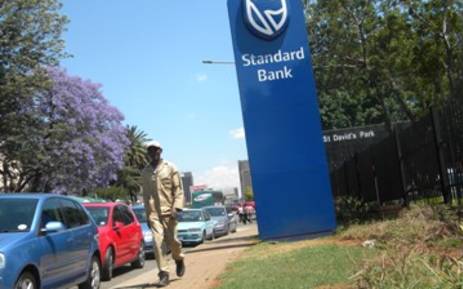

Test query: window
[112,206,125,225]
[178,211,203,222]
[73,202,90,225]
[204,207,226,217]
[133,208,147,223]
[60,199,89,228]
[0,198,38,233]
[119,206,134,225]
[86,207,109,226]
[41,198,64,229]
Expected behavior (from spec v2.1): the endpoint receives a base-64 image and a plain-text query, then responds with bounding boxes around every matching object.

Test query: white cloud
[229,127,245,140]
[195,162,240,193]
[196,74,208,82]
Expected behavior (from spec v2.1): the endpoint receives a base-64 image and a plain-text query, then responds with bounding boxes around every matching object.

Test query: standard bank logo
[243,0,289,40]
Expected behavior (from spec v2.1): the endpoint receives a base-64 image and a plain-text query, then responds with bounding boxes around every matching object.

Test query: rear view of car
[176,209,214,245]
[131,205,154,254]
[203,206,231,237]
[84,203,145,281]
[0,194,101,289]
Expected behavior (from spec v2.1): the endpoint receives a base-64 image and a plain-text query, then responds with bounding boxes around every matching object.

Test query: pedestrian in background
[238,205,246,224]
[142,141,185,287]
[245,204,254,224]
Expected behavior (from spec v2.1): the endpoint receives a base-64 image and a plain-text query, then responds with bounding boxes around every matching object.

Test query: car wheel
[132,242,145,269]
[101,248,114,281]
[78,255,101,289]
[15,271,37,289]
[200,231,206,244]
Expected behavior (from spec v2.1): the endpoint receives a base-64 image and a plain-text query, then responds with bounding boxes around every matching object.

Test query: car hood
[177,222,205,231]
[0,233,29,251]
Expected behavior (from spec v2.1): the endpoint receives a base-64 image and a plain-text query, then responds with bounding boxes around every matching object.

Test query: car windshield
[205,207,226,217]
[86,207,109,226]
[178,211,203,222]
[133,208,147,223]
[0,198,38,233]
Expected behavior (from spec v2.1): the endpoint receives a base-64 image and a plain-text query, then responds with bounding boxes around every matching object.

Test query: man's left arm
[171,166,184,211]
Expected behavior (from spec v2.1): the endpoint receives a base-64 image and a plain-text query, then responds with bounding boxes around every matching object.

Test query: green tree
[244,186,254,201]
[0,0,68,191]
[113,125,150,201]
[305,0,463,130]
[125,125,150,169]
[95,186,128,202]
[405,0,463,101]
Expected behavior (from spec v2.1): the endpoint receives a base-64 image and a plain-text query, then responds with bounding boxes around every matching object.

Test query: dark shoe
[175,259,185,277]
[158,271,169,287]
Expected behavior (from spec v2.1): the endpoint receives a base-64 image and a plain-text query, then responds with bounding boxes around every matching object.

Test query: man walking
[142,140,185,287]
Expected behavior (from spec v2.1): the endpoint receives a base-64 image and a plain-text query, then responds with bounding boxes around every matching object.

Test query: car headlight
[188,228,202,232]
[144,231,152,239]
[0,253,5,269]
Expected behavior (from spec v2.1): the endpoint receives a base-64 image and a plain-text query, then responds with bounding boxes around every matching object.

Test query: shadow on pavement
[112,266,139,279]
[210,234,258,245]
[113,279,180,289]
[185,242,256,255]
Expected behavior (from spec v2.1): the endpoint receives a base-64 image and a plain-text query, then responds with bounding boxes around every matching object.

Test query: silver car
[203,206,237,237]
[132,205,154,254]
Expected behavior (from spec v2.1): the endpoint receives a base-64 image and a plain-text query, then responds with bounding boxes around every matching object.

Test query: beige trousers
[149,216,184,273]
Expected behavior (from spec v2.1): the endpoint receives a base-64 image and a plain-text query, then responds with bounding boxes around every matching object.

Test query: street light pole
[202,60,235,65]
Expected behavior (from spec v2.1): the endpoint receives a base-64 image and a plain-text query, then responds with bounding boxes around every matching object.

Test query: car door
[203,211,214,237]
[60,199,92,279]
[111,205,131,265]
[60,199,93,277]
[120,205,140,260]
[39,198,75,289]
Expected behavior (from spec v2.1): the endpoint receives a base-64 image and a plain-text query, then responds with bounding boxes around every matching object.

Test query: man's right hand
[171,208,182,219]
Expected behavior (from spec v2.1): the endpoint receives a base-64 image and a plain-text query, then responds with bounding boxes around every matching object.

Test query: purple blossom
[38,67,129,193]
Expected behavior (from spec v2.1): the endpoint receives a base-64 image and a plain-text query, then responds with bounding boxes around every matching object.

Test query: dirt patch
[208,278,222,289]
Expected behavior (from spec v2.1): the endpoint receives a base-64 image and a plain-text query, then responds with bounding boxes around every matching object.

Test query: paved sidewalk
[111,224,258,289]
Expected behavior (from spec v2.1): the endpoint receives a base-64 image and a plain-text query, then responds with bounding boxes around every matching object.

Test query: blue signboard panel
[227,0,336,240]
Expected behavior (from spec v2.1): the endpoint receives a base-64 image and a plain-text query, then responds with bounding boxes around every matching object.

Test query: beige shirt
[142,160,184,218]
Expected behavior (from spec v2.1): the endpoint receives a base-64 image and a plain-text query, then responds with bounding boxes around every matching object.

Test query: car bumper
[178,233,202,244]
[213,226,228,235]
[143,243,154,253]
[0,273,12,289]
[143,234,154,252]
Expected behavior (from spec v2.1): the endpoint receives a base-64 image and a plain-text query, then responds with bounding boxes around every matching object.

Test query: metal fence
[328,98,463,207]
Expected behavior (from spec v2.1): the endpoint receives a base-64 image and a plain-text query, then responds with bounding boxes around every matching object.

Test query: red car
[84,202,145,281]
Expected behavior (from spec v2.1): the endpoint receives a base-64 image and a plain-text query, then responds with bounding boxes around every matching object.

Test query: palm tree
[113,125,151,202]
[125,125,150,169]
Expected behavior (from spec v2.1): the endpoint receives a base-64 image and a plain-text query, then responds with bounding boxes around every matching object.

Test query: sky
[61,1,247,192]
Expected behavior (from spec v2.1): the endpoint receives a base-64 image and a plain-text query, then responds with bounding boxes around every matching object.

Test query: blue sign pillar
[227,0,336,240]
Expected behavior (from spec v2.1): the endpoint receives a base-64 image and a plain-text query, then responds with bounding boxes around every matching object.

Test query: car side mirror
[41,221,66,234]
[113,221,124,231]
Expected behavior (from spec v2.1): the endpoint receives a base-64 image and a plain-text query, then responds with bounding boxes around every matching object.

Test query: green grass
[216,243,370,289]
[215,204,463,289]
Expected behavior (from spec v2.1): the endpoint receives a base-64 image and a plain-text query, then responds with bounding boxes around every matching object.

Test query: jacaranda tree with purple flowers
[3,67,129,194]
